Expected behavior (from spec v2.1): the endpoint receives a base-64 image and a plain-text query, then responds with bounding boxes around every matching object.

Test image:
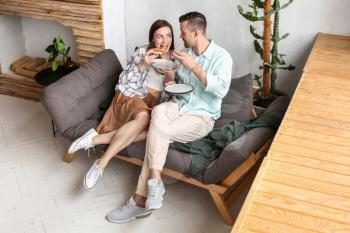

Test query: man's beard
[183,41,190,48]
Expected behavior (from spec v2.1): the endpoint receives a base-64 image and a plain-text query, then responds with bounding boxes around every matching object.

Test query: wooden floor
[232,33,350,232]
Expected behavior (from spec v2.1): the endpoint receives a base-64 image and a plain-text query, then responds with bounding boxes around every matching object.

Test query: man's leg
[135,102,181,198]
[136,102,214,209]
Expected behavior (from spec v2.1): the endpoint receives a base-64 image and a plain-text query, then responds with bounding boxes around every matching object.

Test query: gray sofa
[40,49,289,224]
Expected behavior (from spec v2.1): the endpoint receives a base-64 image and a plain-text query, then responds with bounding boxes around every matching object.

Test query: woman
[67,19,175,190]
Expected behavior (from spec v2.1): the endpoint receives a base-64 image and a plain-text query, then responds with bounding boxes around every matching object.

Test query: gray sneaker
[106,197,151,223]
[68,128,98,154]
[145,179,165,210]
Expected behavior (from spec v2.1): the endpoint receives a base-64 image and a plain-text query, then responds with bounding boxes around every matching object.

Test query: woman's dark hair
[179,11,207,34]
[148,19,175,50]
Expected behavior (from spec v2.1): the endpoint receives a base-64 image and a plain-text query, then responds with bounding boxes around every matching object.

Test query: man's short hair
[179,11,207,34]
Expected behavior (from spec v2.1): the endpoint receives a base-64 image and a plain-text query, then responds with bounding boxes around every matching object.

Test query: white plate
[153,59,177,70]
[165,83,194,95]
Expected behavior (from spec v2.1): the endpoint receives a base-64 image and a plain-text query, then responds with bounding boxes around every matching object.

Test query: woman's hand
[171,50,196,71]
[139,49,162,72]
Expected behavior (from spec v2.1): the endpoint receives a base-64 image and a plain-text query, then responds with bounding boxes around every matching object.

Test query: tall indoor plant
[238,0,295,106]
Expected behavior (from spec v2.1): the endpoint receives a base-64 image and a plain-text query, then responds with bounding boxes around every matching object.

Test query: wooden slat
[274,134,350,157]
[76,36,104,47]
[259,180,350,212]
[242,215,318,233]
[0,0,104,101]
[271,143,350,167]
[250,201,350,232]
[114,155,228,194]
[267,159,350,187]
[269,151,350,176]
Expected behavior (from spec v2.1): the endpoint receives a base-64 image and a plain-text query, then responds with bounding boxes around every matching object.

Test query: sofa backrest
[40,49,122,134]
[214,73,253,128]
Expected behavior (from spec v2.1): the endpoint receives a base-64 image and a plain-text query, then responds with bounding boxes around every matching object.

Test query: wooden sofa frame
[114,139,271,225]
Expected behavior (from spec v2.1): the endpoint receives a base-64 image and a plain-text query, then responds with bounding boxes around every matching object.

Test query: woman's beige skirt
[96,88,161,134]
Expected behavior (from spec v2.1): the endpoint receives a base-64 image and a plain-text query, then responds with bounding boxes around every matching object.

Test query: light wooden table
[232,33,350,232]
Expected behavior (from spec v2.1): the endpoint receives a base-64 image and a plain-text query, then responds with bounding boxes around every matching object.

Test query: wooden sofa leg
[63,153,77,163]
[209,190,235,225]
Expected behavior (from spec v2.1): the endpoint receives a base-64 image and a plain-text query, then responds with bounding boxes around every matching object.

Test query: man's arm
[171,50,208,86]
[204,55,233,98]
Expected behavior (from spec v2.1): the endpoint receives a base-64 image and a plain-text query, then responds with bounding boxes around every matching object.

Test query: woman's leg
[92,129,147,146]
[97,111,151,169]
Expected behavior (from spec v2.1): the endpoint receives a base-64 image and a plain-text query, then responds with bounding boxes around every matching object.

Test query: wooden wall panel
[0,0,105,64]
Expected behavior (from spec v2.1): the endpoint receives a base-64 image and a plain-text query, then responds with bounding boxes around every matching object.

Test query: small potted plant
[35,36,79,86]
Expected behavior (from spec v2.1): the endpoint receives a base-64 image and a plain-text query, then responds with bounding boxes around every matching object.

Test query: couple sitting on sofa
[68,11,233,223]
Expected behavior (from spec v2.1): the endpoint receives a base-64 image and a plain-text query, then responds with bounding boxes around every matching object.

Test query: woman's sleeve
[119,48,146,85]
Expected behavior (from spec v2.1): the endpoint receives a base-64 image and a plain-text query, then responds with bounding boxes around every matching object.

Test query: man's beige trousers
[136,102,214,196]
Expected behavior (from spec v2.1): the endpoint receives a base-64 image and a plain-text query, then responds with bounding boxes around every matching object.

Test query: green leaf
[264,62,275,69]
[56,42,66,54]
[277,64,295,70]
[254,74,262,87]
[47,52,54,62]
[250,25,263,39]
[274,55,286,65]
[237,5,264,21]
[279,33,289,41]
[45,45,55,53]
[53,50,59,60]
[279,0,293,11]
[52,60,59,71]
[64,47,71,57]
[254,40,263,59]
[254,0,264,8]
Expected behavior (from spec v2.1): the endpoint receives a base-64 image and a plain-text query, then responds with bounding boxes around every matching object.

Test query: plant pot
[253,89,287,108]
[35,62,79,86]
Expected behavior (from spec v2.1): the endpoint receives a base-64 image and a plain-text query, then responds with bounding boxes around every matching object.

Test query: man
[106,11,233,223]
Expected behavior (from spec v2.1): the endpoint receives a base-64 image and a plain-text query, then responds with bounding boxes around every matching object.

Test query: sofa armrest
[202,127,273,184]
[40,49,122,135]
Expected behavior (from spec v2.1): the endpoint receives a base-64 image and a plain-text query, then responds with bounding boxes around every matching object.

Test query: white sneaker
[145,179,165,210]
[84,160,103,190]
[106,197,151,223]
[68,128,98,154]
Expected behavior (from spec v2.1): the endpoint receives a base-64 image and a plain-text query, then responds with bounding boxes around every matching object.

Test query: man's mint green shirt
[173,40,233,120]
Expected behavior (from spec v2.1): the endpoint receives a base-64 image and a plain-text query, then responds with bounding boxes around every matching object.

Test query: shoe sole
[106,211,152,224]
[68,129,95,154]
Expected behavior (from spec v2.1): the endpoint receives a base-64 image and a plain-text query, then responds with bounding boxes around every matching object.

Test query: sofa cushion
[41,49,122,134]
[214,74,253,128]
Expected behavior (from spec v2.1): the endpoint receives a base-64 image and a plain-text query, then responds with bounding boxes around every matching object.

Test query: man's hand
[171,50,196,70]
[156,67,177,86]
[171,50,207,86]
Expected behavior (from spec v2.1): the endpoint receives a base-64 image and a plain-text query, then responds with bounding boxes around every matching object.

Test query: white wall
[122,0,350,96]
[21,17,78,62]
[102,0,127,67]
[1,0,349,96]
[0,15,26,74]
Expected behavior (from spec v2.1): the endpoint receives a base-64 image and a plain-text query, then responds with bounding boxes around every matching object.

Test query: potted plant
[238,0,295,107]
[35,36,79,86]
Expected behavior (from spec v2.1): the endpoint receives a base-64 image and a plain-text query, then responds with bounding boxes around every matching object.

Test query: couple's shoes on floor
[107,180,166,223]
[68,128,166,223]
